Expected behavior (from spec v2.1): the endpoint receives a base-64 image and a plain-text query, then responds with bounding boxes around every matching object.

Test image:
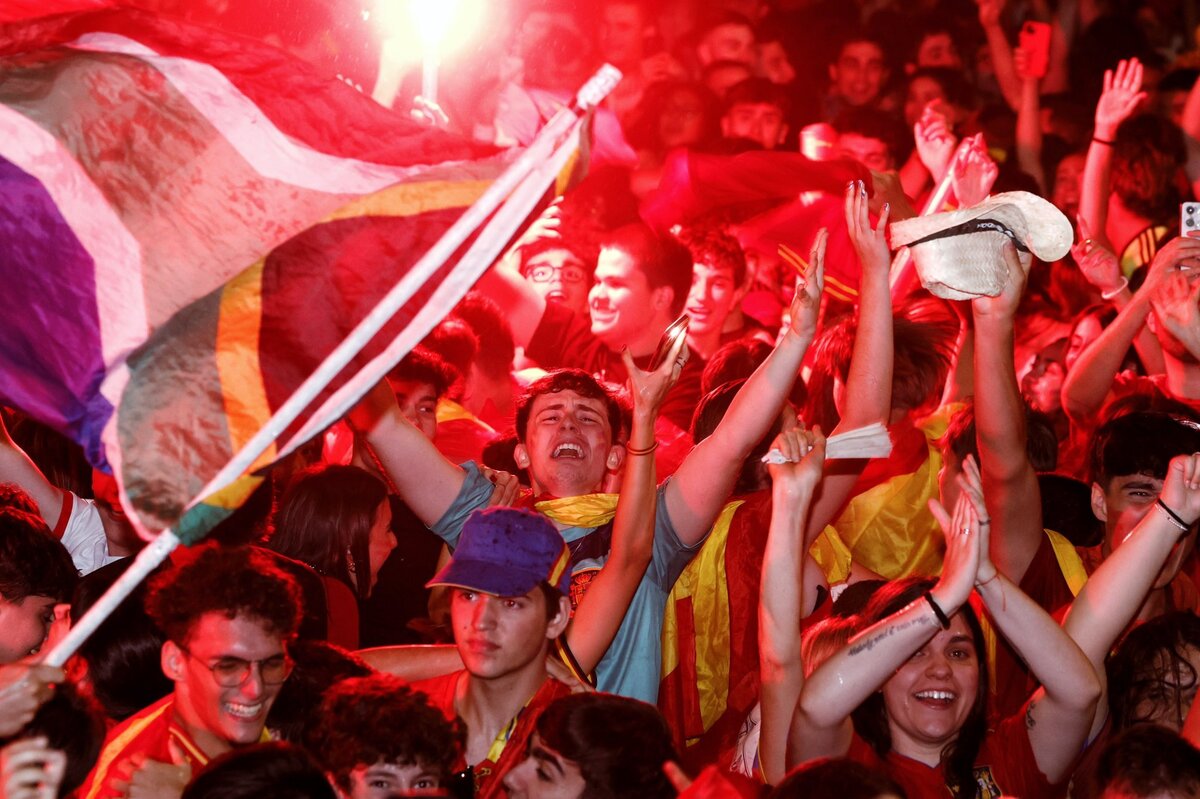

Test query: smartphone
[648,314,689,371]
[1182,202,1199,237]
[1019,21,1051,79]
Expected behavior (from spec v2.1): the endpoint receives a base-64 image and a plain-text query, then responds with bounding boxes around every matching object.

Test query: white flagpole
[44,65,622,667]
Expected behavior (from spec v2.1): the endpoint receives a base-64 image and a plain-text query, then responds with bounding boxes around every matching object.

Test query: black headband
[905,217,1031,254]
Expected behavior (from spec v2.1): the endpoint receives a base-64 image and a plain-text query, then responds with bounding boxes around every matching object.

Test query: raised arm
[971,243,1044,582]
[474,205,562,347]
[0,414,66,531]
[789,490,980,766]
[1079,58,1145,253]
[1013,46,1045,190]
[804,182,893,543]
[978,0,1023,111]
[1062,236,1200,423]
[955,457,1100,783]
[565,336,685,672]
[1063,454,1200,738]
[666,225,824,546]
[758,427,826,785]
[349,381,468,527]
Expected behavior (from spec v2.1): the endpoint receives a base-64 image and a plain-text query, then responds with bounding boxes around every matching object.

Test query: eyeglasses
[525,263,588,284]
[179,644,293,687]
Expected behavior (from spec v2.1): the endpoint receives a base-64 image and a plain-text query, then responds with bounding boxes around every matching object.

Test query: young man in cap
[79,545,302,799]
[408,506,575,799]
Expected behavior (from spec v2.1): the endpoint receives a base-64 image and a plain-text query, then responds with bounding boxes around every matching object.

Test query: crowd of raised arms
[4,0,1200,797]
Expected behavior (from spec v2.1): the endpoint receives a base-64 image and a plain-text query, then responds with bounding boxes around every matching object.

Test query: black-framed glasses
[526,263,588,284]
[178,644,293,687]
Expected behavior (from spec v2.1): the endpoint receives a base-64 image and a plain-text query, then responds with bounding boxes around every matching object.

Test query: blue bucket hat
[427,507,571,597]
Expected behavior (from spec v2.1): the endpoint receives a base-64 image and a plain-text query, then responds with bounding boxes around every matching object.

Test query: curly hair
[0,507,77,603]
[536,693,678,799]
[675,223,747,287]
[267,465,387,601]
[850,577,989,799]
[145,543,301,645]
[515,369,626,444]
[309,674,464,790]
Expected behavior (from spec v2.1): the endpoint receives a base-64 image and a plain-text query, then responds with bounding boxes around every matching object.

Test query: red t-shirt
[410,671,571,799]
[845,713,1065,799]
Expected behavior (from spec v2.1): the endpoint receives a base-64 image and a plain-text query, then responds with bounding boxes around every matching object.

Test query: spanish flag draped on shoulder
[0,8,598,544]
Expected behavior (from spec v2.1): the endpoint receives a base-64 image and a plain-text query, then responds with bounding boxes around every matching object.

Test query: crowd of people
[4,0,1200,796]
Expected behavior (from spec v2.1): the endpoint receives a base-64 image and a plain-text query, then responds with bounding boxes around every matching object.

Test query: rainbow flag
[0,9,522,539]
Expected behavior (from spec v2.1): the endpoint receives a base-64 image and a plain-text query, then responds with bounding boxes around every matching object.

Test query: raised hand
[929,486,983,613]
[914,102,957,182]
[950,134,998,208]
[1071,216,1123,294]
[1142,233,1200,299]
[1158,452,1200,531]
[845,180,890,278]
[0,663,63,738]
[957,455,998,585]
[1151,271,1200,360]
[972,240,1028,320]
[786,227,826,342]
[765,425,827,497]
[480,466,521,507]
[977,0,1004,29]
[1,737,66,799]
[622,325,687,419]
[1094,58,1146,140]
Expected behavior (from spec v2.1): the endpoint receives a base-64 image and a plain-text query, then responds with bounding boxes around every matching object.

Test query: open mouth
[224,701,264,720]
[552,443,584,459]
[913,690,957,708]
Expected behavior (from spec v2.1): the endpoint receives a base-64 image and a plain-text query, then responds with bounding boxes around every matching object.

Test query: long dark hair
[850,578,989,799]
[267,465,387,600]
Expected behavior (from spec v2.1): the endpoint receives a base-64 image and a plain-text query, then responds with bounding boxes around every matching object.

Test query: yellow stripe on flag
[322,180,492,221]
[661,500,741,732]
[215,261,275,473]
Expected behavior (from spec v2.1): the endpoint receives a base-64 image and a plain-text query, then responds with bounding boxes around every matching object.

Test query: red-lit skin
[389,378,439,441]
[502,733,587,799]
[514,390,619,499]
[915,33,962,70]
[164,613,288,758]
[881,613,980,761]
[721,102,787,150]
[698,23,756,68]
[588,247,667,354]
[365,499,396,595]
[523,248,591,317]
[829,41,888,108]
[451,588,556,680]
[0,594,57,663]
[346,760,443,798]
[686,261,745,357]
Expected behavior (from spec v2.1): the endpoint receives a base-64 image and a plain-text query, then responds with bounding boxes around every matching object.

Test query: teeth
[915,691,956,701]
[225,702,263,719]
[553,443,583,458]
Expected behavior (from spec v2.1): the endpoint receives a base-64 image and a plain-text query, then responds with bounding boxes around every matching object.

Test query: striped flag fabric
[0,9,527,538]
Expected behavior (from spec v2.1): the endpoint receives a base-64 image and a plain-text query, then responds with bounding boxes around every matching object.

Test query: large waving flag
[0,9,592,540]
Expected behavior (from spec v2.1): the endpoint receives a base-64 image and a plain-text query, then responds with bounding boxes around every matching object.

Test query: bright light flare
[372,0,483,56]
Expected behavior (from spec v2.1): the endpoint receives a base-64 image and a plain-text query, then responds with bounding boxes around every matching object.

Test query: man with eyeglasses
[518,238,593,318]
[80,544,302,799]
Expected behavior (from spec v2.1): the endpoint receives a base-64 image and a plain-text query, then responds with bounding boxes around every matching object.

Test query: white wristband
[1100,277,1129,301]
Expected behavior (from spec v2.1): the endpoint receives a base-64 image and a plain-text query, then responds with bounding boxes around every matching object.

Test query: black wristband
[1156,498,1191,533]
[1092,136,1115,146]
[924,592,952,630]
